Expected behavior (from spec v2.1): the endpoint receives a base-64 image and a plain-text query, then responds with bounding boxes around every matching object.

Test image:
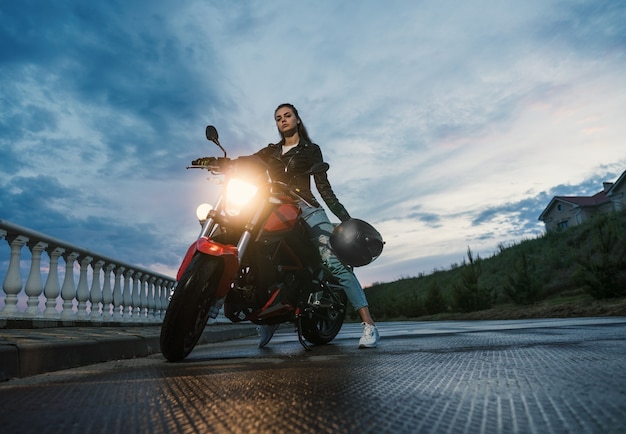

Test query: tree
[576,216,626,299]
[424,283,447,315]
[504,251,540,305]
[452,247,495,312]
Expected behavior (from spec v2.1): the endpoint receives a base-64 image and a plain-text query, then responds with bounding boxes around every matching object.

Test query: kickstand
[297,316,312,351]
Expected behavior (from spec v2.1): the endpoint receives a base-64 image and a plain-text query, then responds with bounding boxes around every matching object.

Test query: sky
[1,0,626,288]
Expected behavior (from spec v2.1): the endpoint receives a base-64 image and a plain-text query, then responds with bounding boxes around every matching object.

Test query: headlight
[196,203,213,222]
[225,178,258,216]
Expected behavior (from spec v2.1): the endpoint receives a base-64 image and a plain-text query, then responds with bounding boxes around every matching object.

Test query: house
[538,170,626,232]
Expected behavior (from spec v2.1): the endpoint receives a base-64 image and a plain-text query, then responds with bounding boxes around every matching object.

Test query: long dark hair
[275,103,312,144]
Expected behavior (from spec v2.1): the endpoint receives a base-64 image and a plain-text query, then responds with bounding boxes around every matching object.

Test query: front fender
[176,237,239,298]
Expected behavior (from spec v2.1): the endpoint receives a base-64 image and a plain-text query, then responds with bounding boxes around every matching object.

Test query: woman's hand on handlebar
[191,156,217,166]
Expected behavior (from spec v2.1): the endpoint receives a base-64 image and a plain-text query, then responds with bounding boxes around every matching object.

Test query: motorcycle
[160,125,381,362]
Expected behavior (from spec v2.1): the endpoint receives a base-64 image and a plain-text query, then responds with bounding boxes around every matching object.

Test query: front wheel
[301,287,347,345]
[160,254,223,362]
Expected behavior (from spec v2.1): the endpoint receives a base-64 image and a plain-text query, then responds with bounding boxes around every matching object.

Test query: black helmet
[330,218,384,267]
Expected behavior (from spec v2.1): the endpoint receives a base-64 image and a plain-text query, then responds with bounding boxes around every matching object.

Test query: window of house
[557,220,569,230]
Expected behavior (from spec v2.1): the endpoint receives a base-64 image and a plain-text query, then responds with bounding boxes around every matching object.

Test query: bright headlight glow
[225,178,258,216]
[196,203,213,222]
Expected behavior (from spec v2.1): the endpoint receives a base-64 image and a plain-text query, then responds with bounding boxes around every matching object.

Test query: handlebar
[187,155,318,207]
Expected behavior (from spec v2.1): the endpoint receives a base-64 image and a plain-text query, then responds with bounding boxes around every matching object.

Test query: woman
[255,103,379,349]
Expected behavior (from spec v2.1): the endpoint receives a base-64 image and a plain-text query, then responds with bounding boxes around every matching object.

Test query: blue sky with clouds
[1,0,626,287]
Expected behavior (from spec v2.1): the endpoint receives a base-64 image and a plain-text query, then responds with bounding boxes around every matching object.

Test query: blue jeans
[299,202,368,310]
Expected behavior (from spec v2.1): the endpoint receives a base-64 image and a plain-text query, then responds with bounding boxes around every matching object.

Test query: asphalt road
[2,318,625,434]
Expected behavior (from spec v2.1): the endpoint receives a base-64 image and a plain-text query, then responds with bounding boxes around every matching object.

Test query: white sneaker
[358,322,379,348]
[258,324,280,348]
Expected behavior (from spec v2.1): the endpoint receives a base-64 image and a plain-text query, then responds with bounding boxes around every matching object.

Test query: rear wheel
[301,287,347,345]
[160,254,223,362]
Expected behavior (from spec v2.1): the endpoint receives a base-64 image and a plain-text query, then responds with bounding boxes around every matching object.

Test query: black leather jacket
[254,141,351,222]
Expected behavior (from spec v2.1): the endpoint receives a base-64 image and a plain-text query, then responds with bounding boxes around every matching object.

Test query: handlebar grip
[191,157,217,166]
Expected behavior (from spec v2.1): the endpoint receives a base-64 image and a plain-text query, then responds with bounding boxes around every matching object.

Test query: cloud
[2,0,626,288]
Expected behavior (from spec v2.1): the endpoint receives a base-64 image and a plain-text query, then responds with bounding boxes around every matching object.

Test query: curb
[0,323,259,381]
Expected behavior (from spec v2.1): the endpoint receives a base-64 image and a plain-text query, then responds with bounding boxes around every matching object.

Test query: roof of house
[538,191,609,221]
[555,191,609,206]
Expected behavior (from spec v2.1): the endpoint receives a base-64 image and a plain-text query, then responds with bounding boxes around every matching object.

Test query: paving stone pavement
[1,319,625,433]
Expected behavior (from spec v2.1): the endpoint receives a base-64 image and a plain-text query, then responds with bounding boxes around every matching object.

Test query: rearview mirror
[205,125,227,158]
[205,125,219,143]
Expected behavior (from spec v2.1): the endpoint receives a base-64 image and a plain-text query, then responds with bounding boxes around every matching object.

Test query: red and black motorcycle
[160,126,381,362]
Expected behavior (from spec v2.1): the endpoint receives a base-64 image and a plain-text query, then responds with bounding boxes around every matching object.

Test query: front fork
[177,201,267,296]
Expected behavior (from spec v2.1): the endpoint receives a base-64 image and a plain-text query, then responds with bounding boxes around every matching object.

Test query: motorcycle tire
[160,254,223,362]
[301,288,347,345]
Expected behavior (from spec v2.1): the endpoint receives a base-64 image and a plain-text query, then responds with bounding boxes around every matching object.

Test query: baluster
[25,240,48,317]
[2,235,28,316]
[43,247,64,318]
[161,280,171,320]
[101,263,115,320]
[89,260,105,319]
[147,276,156,320]
[162,281,174,319]
[123,269,134,322]
[112,266,125,321]
[154,278,163,322]
[60,252,80,319]
[76,255,93,319]
[132,271,142,322]
[139,274,149,320]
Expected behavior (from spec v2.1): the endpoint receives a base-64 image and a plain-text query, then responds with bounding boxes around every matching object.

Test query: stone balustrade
[0,219,176,324]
